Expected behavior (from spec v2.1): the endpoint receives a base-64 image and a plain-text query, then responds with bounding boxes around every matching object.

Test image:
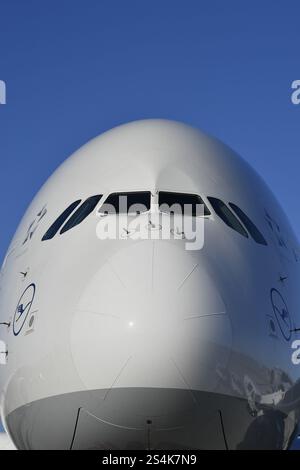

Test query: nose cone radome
[70,240,232,432]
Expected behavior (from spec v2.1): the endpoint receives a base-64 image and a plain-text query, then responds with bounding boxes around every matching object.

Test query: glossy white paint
[0,119,299,449]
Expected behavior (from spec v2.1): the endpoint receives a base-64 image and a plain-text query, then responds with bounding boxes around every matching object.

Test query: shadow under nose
[71,387,228,450]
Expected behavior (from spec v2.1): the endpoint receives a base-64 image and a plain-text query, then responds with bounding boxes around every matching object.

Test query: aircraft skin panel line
[0,119,299,449]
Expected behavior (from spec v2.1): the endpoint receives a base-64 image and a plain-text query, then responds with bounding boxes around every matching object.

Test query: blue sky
[0,1,300,263]
[0,0,300,442]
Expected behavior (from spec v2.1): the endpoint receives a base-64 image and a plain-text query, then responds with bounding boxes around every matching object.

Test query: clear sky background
[0,0,300,265]
[0,0,300,443]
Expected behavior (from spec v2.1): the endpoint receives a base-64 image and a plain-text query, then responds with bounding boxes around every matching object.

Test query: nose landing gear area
[5,386,294,449]
[68,386,228,449]
[69,401,226,450]
[6,388,229,449]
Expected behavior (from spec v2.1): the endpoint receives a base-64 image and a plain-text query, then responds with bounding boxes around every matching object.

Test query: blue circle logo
[13,283,36,336]
[270,288,292,341]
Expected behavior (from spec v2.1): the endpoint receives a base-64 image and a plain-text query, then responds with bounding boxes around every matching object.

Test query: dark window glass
[159,192,210,216]
[99,191,151,214]
[42,200,81,241]
[229,203,268,246]
[208,197,248,238]
[60,195,102,234]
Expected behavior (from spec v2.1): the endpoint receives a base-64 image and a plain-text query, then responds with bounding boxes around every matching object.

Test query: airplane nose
[70,240,232,448]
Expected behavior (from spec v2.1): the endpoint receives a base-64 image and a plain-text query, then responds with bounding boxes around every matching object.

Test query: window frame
[158,191,211,217]
[41,200,82,241]
[207,196,249,238]
[228,202,268,246]
[98,191,152,215]
[59,194,103,235]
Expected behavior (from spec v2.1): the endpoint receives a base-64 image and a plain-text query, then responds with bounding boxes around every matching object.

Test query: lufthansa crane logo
[270,288,292,341]
[13,284,36,336]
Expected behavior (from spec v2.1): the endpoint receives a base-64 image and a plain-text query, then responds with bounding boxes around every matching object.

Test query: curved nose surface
[70,241,232,425]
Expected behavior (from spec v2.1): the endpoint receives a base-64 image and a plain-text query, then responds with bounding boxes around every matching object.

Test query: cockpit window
[229,203,268,246]
[60,195,102,234]
[159,192,211,216]
[42,200,81,241]
[99,191,151,214]
[208,197,248,238]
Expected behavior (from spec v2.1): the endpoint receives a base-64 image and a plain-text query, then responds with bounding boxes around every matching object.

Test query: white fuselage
[0,119,299,449]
